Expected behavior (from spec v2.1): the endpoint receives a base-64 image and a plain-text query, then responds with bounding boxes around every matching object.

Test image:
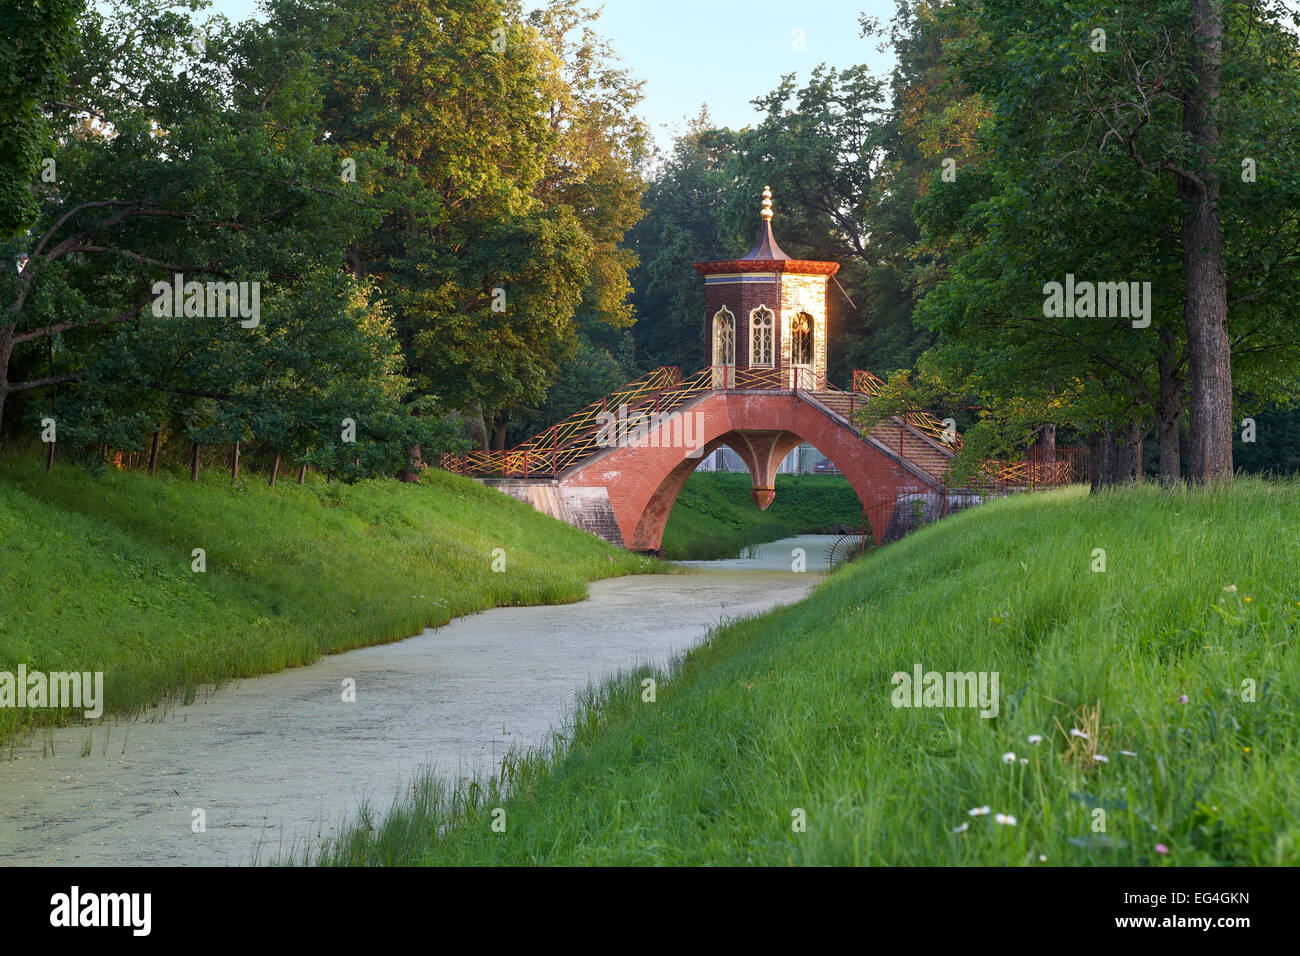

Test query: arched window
[712,306,735,367]
[791,311,813,367]
[749,306,775,367]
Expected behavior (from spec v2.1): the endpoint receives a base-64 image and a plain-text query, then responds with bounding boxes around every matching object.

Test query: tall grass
[0,455,660,743]
[315,479,1300,866]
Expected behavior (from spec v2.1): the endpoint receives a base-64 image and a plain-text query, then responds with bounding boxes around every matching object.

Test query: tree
[309,0,633,451]
[2,0,447,476]
[495,0,648,442]
[916,0,1300,485]
[0,0,82,236]
[627,113,740,373]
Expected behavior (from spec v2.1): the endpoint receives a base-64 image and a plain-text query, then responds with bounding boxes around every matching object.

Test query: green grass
[662,471,861,560]
[0,454,659,743]
[315,479,1300,866]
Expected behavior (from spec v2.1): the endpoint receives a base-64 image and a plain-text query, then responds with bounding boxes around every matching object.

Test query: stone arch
[558,391,938,553]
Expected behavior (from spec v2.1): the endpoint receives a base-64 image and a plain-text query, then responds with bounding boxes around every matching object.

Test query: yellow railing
[442,365,986,479]
[852,369,962,450]
[442,366,717,478]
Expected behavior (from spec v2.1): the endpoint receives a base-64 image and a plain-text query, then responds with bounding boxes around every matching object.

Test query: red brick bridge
[438,364,1067,552]
[441,189,1077,553]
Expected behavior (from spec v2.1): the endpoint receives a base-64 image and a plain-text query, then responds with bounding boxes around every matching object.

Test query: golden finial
[760,186,773,221]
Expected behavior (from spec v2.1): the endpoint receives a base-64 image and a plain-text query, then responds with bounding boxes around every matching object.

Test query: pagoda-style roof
[742,217,791,261]
[693,186,839,278]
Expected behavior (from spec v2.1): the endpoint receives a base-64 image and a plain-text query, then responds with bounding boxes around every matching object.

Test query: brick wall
[703,271,829,381]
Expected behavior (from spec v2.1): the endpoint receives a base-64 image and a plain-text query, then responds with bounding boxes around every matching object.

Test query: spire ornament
[760,186,773,221]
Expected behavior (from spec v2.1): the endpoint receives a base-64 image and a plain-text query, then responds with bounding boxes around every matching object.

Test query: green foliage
[505,336,626,447]
[500,0,648,442]
[3,0,648,472]
[627,115,740,374]
[628,7,983,384]
[3,0,441,478]
[1234,406,1300,475]
[0,0,82,235]
[725,62,900,383]
[308,0,644,440]
[915,0,1300,465]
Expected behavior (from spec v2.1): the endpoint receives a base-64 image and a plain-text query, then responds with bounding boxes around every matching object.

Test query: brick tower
[693,187,839,390]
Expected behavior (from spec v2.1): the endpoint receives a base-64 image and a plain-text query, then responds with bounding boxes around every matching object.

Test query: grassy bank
[0,455,658,743]
[662,471,861,560]
[317,480,1300,866]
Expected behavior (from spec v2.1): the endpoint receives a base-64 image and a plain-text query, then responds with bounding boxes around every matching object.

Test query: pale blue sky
[193,0,898,146]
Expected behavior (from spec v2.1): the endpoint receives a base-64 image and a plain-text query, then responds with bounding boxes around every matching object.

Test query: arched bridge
[442,367,1080,554]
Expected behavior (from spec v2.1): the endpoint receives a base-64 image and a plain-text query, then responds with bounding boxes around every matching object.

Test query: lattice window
[791,311,813,367]
[750,306,774,366]
[712,306,735,366]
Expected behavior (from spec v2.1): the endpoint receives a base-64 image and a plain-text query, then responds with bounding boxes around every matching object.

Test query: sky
[195,0,899,148]
[543,0,897,143]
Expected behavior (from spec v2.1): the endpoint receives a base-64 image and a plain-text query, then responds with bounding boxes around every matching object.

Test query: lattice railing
[978,448,1087,488]
[852,369,963,450]
[519,365,684,453]
[440,363,1082,483]
[442,365,717,478]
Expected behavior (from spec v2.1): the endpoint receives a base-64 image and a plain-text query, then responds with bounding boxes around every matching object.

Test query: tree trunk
[400,443,423,483]
[1036,424,1057,455]
[0,324,13,436]
[231,441,241,484]
[190,442,200,482]
[1156,324,1183,486]
[1157,404,1182,487]
[1090,422,1145,490]
[1117,420,1143,483]
[1181,0,1233,483]
[268,451,280,486]
[1088,425,1112,493]
[148,428,161,475]
[1105,427,1121,485]
[463,403,489,451]
[492,416,508,451]
[298,464,307,484]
